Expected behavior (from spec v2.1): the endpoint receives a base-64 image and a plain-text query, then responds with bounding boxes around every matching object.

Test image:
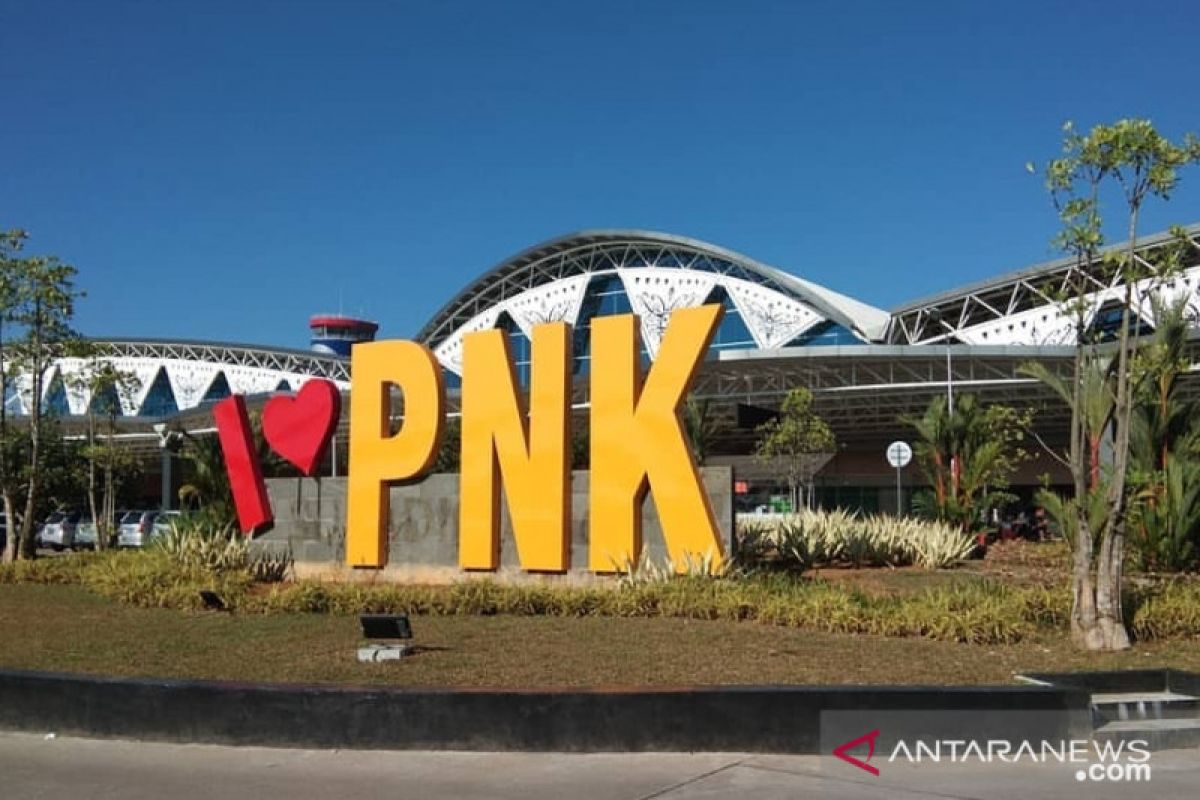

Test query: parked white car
[37,511,82,550]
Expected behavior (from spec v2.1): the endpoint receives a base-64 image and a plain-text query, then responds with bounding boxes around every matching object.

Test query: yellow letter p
[345,341,445,567]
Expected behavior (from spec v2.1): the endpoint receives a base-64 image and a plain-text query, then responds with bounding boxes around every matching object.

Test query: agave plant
[153,515,249,573]
[736,508,978,570]
[611,547,730,587]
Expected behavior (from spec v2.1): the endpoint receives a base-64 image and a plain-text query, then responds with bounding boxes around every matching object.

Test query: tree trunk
[18,372,41,561]
[1087,209,1140,652]
[1096,524,1132,650]
[18,300,44,561]
[1070,512,1104,649]
[0,493,15,564]
[87,412,100,551]
[1088,436,1101,490]
[99,460,113,551]
[0,319,12,565]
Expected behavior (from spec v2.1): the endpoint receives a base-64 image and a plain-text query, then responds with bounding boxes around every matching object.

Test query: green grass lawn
[3,582,1200,687]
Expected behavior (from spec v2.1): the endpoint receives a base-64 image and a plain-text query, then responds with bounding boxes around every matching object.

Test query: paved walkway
[0,732,1197,799]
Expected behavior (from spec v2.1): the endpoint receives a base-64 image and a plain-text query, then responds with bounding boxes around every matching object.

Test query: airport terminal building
[15,224,1200,513]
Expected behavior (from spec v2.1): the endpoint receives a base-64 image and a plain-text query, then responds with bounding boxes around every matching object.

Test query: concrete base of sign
[261,467,735,575]
[357,644,411,662]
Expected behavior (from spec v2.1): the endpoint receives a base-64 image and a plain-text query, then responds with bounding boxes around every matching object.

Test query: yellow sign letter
[459,322,572,571]
[346,341,445,567]
[589,304,724,572]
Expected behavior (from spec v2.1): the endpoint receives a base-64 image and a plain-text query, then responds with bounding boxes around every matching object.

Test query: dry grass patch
[2,583,1199,687]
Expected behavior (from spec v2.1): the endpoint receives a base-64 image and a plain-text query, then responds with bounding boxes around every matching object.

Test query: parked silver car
[152,510,182,537]
[76,512,123,550]
[117,510,161,548]
[37,511,82,550]
[75,516,97,549]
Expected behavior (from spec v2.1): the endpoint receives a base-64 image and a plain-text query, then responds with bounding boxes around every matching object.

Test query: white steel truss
[5,339,349,418]
[887,225,1200,345]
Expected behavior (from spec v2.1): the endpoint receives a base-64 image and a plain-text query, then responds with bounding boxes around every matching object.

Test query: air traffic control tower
[308,314,379,357]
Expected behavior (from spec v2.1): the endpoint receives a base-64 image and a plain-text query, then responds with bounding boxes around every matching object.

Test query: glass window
[496,312,532,386]
[138,369,178,417]
[200,373,232,405]
[87,381,122,416]
[704,286,757,351]
[1086,302,1153,343]
[42,372,69,416]
[3,381,22,415]
[570,273,648,377]
[785,321,861,347]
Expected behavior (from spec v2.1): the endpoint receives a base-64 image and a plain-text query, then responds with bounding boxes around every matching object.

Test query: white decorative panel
[1,352,347,417]
[1153,266,1200,321]
[434,306,502,375]
[166,362,221,411]
[723,277,824,349]
[955,304,1078,346]
[500,274,590,339]
[619,269,717,357]
[225,367,289,397]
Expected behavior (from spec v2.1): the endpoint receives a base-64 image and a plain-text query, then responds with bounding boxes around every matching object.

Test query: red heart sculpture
[262,379,342,476]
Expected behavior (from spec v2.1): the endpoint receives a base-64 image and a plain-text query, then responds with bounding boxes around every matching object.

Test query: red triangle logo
[833,729,881,776]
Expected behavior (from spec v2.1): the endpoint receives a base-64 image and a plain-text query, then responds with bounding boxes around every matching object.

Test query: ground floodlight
[360,613,413,640]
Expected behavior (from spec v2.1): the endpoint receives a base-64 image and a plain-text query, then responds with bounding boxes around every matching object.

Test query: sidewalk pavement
[0,731,1197,799]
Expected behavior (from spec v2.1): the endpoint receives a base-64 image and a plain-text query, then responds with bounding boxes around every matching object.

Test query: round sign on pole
[886,441,912,469]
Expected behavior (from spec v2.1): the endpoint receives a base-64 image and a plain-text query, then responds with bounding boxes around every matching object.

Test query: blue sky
[3,0,1199,348]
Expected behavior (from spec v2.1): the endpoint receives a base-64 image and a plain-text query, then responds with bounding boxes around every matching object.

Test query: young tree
[0,230,83,561]
[72,354,141,549]
[0,230,24,563]
[1030,120,1200,650]
[754,387,835,511]
[10,251,81,559]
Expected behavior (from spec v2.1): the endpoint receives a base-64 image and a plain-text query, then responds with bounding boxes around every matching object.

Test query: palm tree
[907,394,1028,529]
[1127,295,1200,571]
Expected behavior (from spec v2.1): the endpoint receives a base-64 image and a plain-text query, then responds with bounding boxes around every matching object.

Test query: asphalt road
[1,732,1198,799]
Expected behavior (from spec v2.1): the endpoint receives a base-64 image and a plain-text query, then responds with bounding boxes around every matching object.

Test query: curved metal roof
[415,230,891,348]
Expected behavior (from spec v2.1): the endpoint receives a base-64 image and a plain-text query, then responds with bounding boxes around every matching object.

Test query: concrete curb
[0,670,1092,752]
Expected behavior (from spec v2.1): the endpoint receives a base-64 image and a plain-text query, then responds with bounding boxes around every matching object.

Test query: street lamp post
[153,423,183,511]
[946,340,954,418]
[929,308,957,495]
[927,308,954,418]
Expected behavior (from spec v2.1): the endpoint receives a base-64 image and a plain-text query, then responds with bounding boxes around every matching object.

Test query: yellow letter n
[345,341,445,568]
[589,305,724,573]
[459,322,572,572]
